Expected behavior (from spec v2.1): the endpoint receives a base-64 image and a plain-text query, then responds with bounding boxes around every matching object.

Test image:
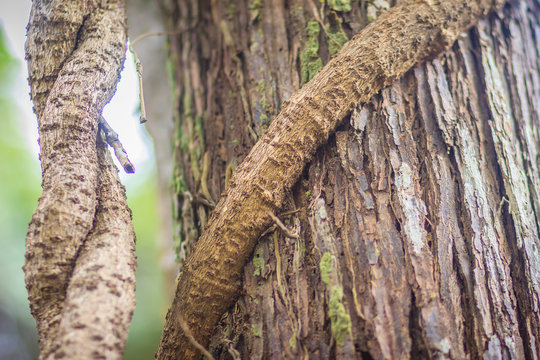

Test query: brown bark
[47,137,136,359]
[24,0,136,358]
[155,0,525,359]
[210,1,540,358]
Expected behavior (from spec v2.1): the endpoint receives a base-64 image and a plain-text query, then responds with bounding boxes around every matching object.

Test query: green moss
[187,121,200,181]
[182,91,191,116]
[327,0,352,12]
[181,85,203,182]
[267,82,274,103]
[319,252,333,285]
[289,333,297,350]
[195,115,205,151]
[180,133,188,152]
[300,21,323,84]
[319,252,351,345]
[253,247,264,276]
[325,20,348,56]
[260,95,269,111]
[250,0,262,13]
[180,88,192,154]
[252,324,261,337]
[232,138,239,146]
[329,287,351,347]
[250,40,261,52]
[173,169,186,195]
[257,79,271,112]
[177,90,191,152]
[226,2,236,19]
[219,20,234,47]
[165,56,179,107]
[255,78,272,135]
[306,20,320,36]
[294,6,303,18]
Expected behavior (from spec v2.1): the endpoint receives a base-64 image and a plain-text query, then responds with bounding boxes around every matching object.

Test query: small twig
[307,0,325,24]
[178,314,215,360]
[129,29,187,124]
[259,224,277,239]
[278,209,303,217]
[496,196,510,217]
[227,345,241,360]
[129,46,147,124]
[130,30,183,46]
[424,215,434,228]
[307,0,344,51]
[220,339,241,360]
[268,212,299,239]
[98,117,135,174]
[192,193,216,209]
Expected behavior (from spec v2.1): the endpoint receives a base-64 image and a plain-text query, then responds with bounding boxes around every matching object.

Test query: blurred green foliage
[0,24,166,359]
[124,171,167,360]
[0,24,41,359]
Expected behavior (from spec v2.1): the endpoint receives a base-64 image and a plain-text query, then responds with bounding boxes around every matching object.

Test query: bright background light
[103,47,155,182]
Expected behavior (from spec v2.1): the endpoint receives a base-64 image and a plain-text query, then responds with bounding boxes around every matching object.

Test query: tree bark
[24,0,136,358]
[159,0,539,358]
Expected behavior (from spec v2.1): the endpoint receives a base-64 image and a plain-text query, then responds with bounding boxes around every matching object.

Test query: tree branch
[156,0,508,358]
[99,116,135,173]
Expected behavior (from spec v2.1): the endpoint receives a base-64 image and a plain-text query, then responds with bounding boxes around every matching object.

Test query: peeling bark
[24,0,136,358]
[156,0,523,358]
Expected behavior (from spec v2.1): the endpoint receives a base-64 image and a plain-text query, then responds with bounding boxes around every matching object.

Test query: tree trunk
[24,1,136,358]
[162,0,539,358]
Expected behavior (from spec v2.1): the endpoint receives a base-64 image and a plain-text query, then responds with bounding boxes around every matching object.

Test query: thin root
[268,211,299,239]
[178,314,215,360]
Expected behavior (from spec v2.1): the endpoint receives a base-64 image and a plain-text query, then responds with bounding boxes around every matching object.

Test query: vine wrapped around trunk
[24,0,136,358]
[157,1,510,358]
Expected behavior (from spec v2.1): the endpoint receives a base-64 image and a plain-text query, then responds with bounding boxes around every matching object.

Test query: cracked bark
[157,0,540,359]
[24,0,136,358]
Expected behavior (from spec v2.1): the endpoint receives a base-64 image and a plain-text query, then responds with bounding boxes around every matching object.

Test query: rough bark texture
[24,0,136,358]
[155,0,538,359]
[47,138,137,359]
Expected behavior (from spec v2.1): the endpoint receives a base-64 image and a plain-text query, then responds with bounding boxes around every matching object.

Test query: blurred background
[0,1,174,359]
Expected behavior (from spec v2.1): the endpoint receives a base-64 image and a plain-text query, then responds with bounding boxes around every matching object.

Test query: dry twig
[99,116,135,174]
